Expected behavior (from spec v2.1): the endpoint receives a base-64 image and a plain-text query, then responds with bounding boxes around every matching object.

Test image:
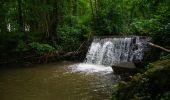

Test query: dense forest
[0,0,170,63]
[0,0,170,100]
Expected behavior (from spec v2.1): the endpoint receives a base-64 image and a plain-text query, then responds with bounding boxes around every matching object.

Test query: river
[0,61,118,100]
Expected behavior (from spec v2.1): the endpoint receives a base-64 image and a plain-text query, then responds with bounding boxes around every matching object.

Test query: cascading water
[69,36,149,74]
[85,36,148,66]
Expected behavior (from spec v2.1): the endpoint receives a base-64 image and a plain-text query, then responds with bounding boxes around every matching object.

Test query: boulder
[112,62,137,74]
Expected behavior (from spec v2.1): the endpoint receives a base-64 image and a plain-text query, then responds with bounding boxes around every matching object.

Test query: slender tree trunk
[0,1,7,32]
[17,0,29,42]
[90,0,95,20]
[17,0,24,32]
[90,0,96,34]
[73,0,78,16]
[45,1,59,44]
[94,0,98,16]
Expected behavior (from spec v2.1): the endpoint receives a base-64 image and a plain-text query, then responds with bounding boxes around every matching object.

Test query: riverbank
[0,50,86,67]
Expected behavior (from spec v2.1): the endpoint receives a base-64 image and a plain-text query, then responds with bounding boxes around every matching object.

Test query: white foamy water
[69,63,113,74]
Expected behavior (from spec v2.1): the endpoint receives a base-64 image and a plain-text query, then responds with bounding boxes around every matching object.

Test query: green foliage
[57,24,89,51]
[93,0,123,36]
[91,0,170,41]
[0,0,92,60]
[16,40,28,52]
[0,33,17,55]
[161,92,170,100]
[57,14,91,51]
[160,54,170,60]
[28,42,55,54]
[131,17,161,35]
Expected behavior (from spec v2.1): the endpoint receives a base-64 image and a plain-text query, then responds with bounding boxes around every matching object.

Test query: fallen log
[148,42,170,53]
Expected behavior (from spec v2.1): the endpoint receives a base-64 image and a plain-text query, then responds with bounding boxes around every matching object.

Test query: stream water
[0,61,117,100]
[0,36,149,100]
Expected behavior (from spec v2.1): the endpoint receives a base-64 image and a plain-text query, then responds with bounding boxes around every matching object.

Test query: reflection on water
[0,61,118,100]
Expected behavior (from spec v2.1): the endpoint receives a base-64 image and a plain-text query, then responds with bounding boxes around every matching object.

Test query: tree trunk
[17,0,28,42]
[90,0,95,20]
[73,0,78,16]
[17,0,24,32]
[90,0,96,34]
[0,1,7,32]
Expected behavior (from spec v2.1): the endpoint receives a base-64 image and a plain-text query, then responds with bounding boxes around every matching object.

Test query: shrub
[29,42,55,54]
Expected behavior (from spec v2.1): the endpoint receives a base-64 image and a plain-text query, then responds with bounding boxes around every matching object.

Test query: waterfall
[85,36,149,66]
[69,36,149,74]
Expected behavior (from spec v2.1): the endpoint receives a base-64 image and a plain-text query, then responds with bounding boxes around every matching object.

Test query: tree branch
[148,42,170,53]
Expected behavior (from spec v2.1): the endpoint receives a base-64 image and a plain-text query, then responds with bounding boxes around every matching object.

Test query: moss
[111,59,170,100]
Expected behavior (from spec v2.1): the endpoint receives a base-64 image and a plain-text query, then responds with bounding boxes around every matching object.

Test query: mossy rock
[111,59,170,100]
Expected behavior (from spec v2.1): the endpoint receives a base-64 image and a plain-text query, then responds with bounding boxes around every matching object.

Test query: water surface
[0,61,117,100]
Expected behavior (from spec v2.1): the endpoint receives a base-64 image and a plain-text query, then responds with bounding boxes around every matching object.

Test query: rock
[112,62,137,74]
